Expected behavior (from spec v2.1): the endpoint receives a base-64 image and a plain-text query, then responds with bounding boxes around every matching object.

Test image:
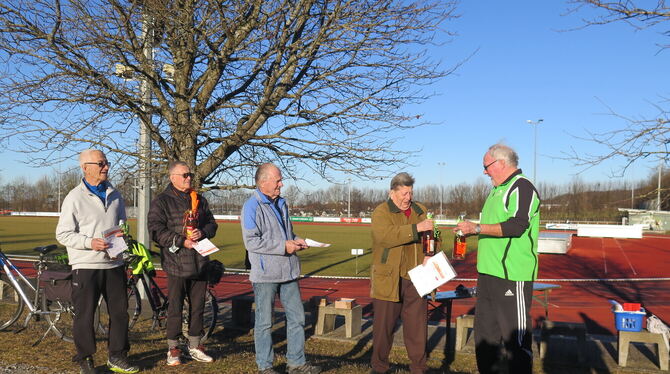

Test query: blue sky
[1,1,668,191]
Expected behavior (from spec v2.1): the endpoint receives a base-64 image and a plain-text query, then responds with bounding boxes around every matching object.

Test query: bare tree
[0,0,458,189]
[565,1,670,175]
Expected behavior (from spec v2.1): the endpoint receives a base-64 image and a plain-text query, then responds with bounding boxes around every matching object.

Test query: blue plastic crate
[614,309,645,332]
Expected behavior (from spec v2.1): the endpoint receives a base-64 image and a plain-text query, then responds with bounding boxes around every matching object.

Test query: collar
[256,188,282,205]
[83,178,106,192]
[497,169,523,187]
[386,198,424,215]
[169,183,191,198]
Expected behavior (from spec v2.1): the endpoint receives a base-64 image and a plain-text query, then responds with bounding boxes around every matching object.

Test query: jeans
[252,280,306,370]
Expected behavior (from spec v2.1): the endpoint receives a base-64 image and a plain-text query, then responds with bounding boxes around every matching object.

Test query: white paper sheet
[102,225,128,259]
[305,238,331,247]
[408,251,457,297]
[193,238,220,256]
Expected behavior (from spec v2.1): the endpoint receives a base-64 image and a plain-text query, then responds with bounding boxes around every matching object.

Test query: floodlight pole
[437,162,446,217]
[526,119,543,182]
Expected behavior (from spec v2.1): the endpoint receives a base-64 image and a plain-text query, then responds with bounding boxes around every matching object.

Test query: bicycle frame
[0,250,38,312]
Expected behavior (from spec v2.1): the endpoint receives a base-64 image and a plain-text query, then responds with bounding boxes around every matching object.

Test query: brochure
[193,238,220,256]
[305,238,331,247]
[102,225,128,259]
[408,251,457,297]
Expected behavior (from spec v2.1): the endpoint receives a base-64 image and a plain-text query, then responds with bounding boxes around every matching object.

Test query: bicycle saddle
[33,244,58,254]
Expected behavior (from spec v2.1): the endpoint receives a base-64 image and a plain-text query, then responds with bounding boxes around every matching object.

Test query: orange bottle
[452,213,466,260]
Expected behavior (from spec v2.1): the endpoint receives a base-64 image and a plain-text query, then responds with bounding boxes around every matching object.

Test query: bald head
[255,163,283,200]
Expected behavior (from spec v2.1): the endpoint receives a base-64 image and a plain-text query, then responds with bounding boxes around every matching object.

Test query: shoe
[79,356,95,374]
[288,363,322,374]
[166,347,181,366]
[188,345,213,363]
[258,368,281,374]
[107,356,139,374]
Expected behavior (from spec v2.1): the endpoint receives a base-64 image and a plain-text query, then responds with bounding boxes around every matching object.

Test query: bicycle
[96,229,219,344]
[0,243,75,345]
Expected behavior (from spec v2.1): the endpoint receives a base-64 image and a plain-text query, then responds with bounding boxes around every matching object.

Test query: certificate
[193,238,220,256]
[408,251,457,297]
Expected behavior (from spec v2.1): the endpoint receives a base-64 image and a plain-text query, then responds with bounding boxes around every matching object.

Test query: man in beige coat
[369,172,434,374]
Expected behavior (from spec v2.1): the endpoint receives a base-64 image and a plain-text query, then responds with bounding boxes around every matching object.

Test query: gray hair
[255,163,279,184]
[390,172,415,190]
[168,161,188,173]
[488,143,519,168]
[78,149,105,168]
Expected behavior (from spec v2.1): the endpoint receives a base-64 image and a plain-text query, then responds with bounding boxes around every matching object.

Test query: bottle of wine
[183,210,198,239]
[453,212,467,260]
[422,212,440,256]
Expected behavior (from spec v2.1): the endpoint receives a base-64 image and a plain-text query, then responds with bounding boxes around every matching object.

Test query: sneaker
[288,363,322,374]
[166,347,181,366]
[188,345,213,363]
[107,356,139,374]
[258,368,281,374]
[79,356,95,374]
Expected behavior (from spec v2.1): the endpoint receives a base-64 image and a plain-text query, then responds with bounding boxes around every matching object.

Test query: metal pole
[437,162,446,216]
[526,119,543,182]
[658,155,662,211]
[347,178,351,218]
[137,14,153,248]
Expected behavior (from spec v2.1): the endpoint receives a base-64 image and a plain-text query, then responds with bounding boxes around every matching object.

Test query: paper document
[305,238,331,247]
[408,251,457,297]
[193,238,220,256]
[102,225,128,259]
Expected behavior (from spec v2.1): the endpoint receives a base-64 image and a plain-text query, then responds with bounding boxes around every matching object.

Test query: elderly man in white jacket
[56,149,139,374]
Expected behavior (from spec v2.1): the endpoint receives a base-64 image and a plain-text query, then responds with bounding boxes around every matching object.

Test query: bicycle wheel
[182,288,218,343]
[42,295,74,343]
[0,276,24,330]
[96,282,142,335]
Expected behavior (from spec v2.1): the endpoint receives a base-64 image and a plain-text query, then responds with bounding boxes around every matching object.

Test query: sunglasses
[172,172,194,179]
[85,161,111,168]
[483,159,498,171]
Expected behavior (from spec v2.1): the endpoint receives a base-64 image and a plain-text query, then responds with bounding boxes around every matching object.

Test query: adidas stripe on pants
[474,273,534,374]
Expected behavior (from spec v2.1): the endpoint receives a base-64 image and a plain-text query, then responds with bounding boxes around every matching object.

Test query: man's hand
[454,220,477,235]
[285,240,307,254]
[91,238,109,251]
[184,239,197,249]
[189,228,203,241]
[416,219,434,232]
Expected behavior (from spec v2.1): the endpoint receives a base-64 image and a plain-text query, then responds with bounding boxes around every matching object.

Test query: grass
[0,217,478,277]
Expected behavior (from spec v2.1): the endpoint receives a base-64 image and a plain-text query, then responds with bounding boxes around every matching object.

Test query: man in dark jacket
[148,161,218,366]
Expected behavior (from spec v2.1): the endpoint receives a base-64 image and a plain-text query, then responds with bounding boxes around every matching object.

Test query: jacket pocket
[371,263,399,301]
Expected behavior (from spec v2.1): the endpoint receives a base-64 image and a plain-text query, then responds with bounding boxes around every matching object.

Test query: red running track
[10,232,670,335]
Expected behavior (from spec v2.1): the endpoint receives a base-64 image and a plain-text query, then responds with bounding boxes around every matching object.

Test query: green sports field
[0,216,476,277]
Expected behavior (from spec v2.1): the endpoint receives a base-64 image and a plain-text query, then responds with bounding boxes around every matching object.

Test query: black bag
[204,260,225,286]
[41,270,72,302]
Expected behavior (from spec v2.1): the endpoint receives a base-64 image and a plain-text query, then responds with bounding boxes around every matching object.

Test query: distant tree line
[3,169,669,222]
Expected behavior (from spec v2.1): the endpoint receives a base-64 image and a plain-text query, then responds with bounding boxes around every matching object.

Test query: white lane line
[601,238,608,274]
[614,238,637,275]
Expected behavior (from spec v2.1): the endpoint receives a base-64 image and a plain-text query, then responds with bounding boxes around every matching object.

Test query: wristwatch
[474,224,481,235]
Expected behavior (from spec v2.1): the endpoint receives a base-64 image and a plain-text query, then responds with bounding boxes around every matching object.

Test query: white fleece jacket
[55,180,126,270]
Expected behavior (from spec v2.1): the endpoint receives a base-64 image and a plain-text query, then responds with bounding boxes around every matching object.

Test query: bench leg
[658,339,669,371]
[346,307,362,338]
[618,333,630,367]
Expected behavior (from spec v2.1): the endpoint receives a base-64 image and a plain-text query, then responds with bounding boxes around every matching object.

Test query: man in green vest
[455,143,540,374]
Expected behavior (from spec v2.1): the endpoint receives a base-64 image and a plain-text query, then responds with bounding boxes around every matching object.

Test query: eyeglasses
[483,159,498,171]
[84,161,111,168]
[172,172,194,179]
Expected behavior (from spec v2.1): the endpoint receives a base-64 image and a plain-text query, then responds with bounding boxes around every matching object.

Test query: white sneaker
[188,345,213,363]
[166,348,181,366]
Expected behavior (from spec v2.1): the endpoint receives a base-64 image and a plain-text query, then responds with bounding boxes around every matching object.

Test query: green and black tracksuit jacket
[478,169,541,281]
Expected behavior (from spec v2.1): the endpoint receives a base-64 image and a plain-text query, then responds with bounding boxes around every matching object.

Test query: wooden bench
[618,330,668,370]
[455,314,475,351]
[540,320,587,363]
[315,304,362,338]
